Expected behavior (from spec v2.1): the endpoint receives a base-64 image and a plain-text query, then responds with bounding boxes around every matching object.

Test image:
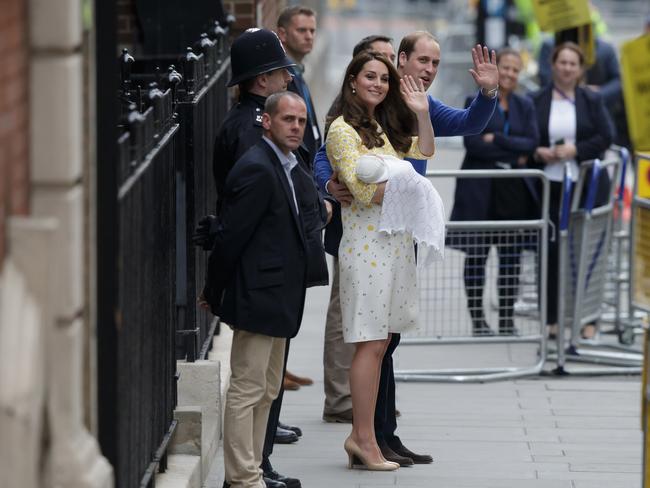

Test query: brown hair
[327,51,415,154]
[397,31,438,68]
[353,35,393,58]
[277,5,316,28]
[551,41,585,66]
[496,47,521,64]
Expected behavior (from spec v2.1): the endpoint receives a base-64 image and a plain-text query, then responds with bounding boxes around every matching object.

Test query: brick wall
[117,0,139,52]
[222,0,288,35]
[259,0,288,31]
[117,1,289,50]
[0,0,30,267]
[223,0,256,34]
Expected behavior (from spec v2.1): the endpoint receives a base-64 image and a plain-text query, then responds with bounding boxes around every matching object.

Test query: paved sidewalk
[263,282,642,488]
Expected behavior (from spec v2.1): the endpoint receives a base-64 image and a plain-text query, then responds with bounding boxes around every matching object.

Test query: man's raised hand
[468,44,499,95]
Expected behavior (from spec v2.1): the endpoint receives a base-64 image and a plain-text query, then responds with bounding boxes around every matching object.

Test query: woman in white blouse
[529,42,614,339]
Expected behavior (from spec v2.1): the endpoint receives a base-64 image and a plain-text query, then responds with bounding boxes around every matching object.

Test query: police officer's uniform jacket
[212,92,266,212]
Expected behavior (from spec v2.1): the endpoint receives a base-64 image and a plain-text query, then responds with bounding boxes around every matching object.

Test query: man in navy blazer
[277,5,322,166]
[205,92,312,488]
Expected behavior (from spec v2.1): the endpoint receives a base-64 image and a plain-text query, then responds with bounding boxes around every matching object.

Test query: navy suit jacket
[205,140,308,338]
[529,84,614,206]
[529,84,614,162]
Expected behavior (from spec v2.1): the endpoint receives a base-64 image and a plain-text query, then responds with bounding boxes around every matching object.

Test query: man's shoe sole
[322,412,353,423]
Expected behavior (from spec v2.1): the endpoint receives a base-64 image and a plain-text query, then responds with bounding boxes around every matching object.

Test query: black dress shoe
[222,482,230,488]
[472,320,495,337]
[274,426,299,444]
[389,442,433,464]
[278,421,302,437]
[379,441,413,466]
[263,477,288,488]
[264,470,301,488]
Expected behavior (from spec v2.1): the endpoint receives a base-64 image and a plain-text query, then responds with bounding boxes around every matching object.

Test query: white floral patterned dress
[326,116,429,343]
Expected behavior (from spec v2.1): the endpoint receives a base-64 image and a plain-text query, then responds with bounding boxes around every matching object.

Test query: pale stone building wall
[0,0,112,486]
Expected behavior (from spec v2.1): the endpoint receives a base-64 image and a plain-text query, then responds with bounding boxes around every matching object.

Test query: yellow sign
[531,0,591,32]
[633,205,650,311]
[638,158,650,199]
[621,36,650,153]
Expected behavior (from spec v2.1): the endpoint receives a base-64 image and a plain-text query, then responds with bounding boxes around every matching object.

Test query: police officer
[212,28,295,212]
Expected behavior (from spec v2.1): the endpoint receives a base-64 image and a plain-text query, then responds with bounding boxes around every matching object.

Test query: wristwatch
[482,85,499,98]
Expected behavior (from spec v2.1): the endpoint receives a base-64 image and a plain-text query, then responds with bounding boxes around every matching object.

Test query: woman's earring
[351,86,356,94]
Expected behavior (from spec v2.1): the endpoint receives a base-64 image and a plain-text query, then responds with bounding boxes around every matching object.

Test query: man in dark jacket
[277,5,321,165]
[201,28,331,488]
[206,92,310,488]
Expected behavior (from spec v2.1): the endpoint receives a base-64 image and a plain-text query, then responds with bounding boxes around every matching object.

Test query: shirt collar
[263,136,298,172]
[289,62,305,76]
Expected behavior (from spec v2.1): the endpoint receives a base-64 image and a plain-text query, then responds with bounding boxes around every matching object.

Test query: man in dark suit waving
[205,91,311,488]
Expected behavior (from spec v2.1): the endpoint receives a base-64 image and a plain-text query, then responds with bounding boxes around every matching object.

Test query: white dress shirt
[547,98,578,181]
[263,136,299,213]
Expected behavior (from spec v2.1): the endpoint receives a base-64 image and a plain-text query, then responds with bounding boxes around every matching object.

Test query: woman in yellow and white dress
[325,50,434,471]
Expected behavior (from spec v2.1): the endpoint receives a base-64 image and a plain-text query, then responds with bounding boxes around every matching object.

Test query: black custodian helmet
[228,28,296,87]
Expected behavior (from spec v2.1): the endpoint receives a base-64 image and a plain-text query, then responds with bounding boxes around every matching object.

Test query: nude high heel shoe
[344,437,399,471]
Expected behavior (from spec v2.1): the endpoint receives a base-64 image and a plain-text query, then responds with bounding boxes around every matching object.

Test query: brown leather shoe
[379,441,413,466]
[283,376,300,391]
[322,409,353,423]
[285,370,313,386]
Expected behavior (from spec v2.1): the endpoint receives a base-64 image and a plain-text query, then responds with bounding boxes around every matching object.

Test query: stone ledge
[175,358,223,483]
[170,406,202,457]
[155,454,201,488]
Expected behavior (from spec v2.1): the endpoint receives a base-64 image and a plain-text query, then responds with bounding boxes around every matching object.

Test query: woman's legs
[349,336,391,463]
[496,242,522,335]
[464,241,493,335]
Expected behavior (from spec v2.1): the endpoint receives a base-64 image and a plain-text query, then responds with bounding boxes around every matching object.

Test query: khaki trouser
[223,329,286,488]
[322,258,355,416]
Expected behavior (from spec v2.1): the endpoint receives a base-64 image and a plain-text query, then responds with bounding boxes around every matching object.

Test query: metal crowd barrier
[600,146,646,344]
[552,156,642,375]
[395,169,550,383]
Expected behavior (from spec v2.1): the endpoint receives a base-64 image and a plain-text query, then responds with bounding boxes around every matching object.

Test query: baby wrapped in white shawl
[356,153,446,266]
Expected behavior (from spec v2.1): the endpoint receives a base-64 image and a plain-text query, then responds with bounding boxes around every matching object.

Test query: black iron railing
[116,88,178,488]
[174,35,231,362]
[105,18,232,487]
[119,20,232,363]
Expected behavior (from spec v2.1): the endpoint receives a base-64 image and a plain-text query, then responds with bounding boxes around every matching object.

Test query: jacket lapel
[574,86,587,142]
[537,86,553,146]
[261,141,306,245]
